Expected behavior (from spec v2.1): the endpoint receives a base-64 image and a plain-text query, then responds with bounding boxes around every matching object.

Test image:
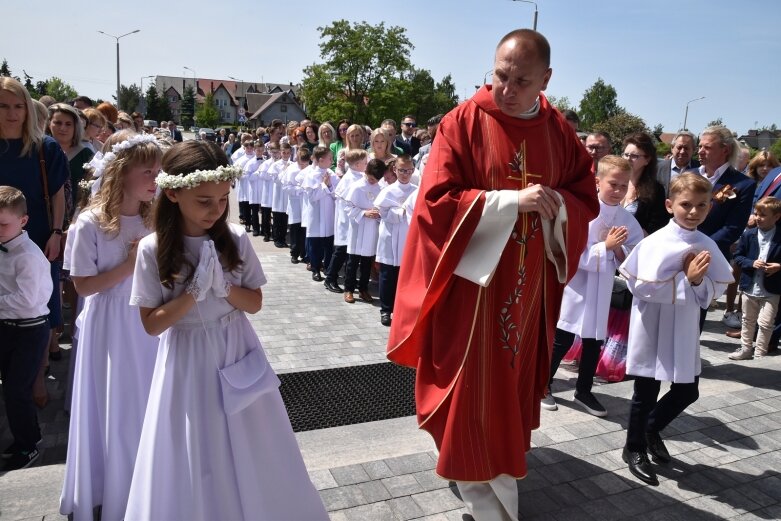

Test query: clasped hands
[517,183,561,220]
[186,240,231,302]
[752,259,781,276]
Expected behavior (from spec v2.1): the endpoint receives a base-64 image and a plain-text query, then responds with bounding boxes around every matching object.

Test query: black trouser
[345,254,374,292]
[238,200,250,225]
[289,223,306,259]
[309,236,334,273]
[549,328,602,394]
[249,204,260,233]
[626,376,700,451]
[260,206,272,238]
[379,263,400,314]
[272,211,288,244]
[0,320,49,451]
[325,245,348,284]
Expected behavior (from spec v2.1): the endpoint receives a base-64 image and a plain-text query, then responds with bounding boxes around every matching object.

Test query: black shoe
[646,431,671,464]
[324,280,343,293]
[263,236,271,242]
[574,391,607,417]
[245,225,251,232]
[622,448,658,485]
[3,448,40,471]
[275,242,289,248]
[2,438,42,459]
[381,312,392,326]
[252,231,261,237]
[312,271,323,282]
[290,257,300,264]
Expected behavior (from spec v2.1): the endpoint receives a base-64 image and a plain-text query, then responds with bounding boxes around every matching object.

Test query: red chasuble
[387,86,599,482]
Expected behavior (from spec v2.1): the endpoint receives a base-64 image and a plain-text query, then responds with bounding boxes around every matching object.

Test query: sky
[3,0,779,136]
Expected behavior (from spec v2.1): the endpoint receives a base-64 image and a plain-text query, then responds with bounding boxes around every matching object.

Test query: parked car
[198,128,216,141]
[176,125,185,132]
[143,119,159,129]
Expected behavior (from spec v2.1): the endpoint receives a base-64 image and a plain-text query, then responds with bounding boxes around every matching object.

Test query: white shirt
[258,158,276,207]
[0,231,53,319]
[302,167,339,237]
[332,168,364,246]
[234,152,255,202]
[270,159,292,213]
[749,227,776,298]
[557,200,644,340]
[375,181,418,265]
[281,163,304,224]
[699,162,730,186]
[344,178,382,256]
[244,155,263,205]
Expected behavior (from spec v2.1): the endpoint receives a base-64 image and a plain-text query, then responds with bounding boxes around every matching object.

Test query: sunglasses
[402,122,417,128]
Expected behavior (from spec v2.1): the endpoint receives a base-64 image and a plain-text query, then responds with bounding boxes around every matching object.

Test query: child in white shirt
[270,143,292,247]
[301,146,339,281]
[282,147,311,263]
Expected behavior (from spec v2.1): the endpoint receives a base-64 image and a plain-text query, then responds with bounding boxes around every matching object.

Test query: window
[280,104,287,112]
[169,95,178,103]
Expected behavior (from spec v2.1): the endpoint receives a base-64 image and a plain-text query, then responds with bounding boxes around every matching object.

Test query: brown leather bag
[38,146,66,263]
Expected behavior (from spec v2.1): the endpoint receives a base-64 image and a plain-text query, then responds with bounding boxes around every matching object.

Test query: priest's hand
[518,183,561,220]
[605,226,628,251]
[684,251,710,286]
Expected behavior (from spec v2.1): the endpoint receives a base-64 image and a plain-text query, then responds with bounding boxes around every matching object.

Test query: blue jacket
[697,166,756,259]
[733,225,781,295]
[753,166,781,204]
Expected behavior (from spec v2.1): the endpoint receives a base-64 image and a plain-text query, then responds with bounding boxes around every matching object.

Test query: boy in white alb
[374,154,418,326]
[270,143,292,248]
[302,146,340,281]
[620,173,733,485]
[282,147,311,264]
[258,142,280,242]
[0,187,52,471]
[324,149,368,293]
[244,141,263,236]
[544,156,644,416]
[234,138,255,232]
[342,159,386,303]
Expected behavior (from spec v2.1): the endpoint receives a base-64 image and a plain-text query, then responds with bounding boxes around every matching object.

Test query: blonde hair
[0,77,42,157]
[318,122,335,147]
[344,148,368,166]
[747,150,780,182]
[700,125,739,167]
[344,124,365,151]
[88,130,162,235]
[669,172,713,199]
[370,128,391,157]
[596,155,631,178]
[755,196,781,216]
[0,185,27,216]
[32,99,49,133]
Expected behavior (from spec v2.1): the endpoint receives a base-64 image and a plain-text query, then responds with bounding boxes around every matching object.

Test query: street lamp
[98,29,140,110]
[512,0,538,30]
[183,66,196,92]
[228,76,246,128]
[140,75,154,114]
[683,96,706,131]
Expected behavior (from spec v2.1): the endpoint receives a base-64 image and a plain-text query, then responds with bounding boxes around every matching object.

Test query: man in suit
[396,115,420,157]
[167,121,183,142]
[656,130,700,195]
[696,126,755,330]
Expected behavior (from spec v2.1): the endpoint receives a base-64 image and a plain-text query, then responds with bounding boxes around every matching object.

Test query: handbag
[610,274,633,310]
[218,347,280,415]
[38,147,66,262]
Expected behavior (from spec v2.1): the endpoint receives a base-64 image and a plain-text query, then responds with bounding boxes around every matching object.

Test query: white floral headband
[155,165,243,190]
[78,178,95,191]
[83,134,161,179]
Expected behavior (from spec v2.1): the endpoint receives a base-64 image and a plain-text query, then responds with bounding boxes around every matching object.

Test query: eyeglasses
[622,153,646,161]
[89,123,103,130]
[586,145,606,151]
[396,168,414,174]
[401,122,417,128]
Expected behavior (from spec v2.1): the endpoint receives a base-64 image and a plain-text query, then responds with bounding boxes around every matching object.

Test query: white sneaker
[722,311,741,329]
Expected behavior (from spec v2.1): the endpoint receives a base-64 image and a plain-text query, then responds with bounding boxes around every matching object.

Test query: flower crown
[78,178,96,191]
[83,134,161,179]
[155,165,243,190]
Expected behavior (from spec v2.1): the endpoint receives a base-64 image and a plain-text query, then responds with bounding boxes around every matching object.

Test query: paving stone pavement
[2,204,781,519]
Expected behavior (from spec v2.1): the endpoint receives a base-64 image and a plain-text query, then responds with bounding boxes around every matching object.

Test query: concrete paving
[2,210,781,520]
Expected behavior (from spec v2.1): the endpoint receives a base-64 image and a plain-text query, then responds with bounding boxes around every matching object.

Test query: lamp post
[228,75,245,126]
[683,96,705,131]
[98,29,140,110]
[139,75,154,114]
[512,0,538,30]
[183,66,196,90]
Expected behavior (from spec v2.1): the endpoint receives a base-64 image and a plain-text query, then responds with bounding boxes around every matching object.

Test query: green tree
[578,78,622,131]
[35,80,47,97]
[707,117,724,127]
[22,70,36,99]
[45,77,78,102]
[0,59,11,77]
[547,95,573,112]
[300,20,457,126]
[144,83,162,120]
[656,141,671,158]
[195,92,220,128]
[652,123,664,140]
[180,85,196,127]
[118,84,142,113]
[771,138,781,163]
[592,111,649,154]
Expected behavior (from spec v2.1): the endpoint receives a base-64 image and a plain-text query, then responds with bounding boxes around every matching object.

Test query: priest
[386,29,599,520]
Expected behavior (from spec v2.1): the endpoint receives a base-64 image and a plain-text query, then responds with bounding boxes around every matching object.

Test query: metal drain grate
[278,362,416,432]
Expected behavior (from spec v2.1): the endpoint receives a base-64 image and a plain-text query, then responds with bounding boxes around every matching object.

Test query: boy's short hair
[669,172,712,199]
[0,186,27,216]
[596,155,631,178]
[267,141,281,151]
[394,153,414,166]
[280,142,292,151]
[344,149,368,165]
[755,196,781,215]
[366,159,388,180]
[297,147,311,163]
[312,146,331,161]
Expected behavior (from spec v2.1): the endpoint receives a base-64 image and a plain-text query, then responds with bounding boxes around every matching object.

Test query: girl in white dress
[126,140,327,520]
[60,132,162,521]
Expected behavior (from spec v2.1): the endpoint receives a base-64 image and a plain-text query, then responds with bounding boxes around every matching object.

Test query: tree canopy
[180,85,196,128]
[118,84,141,113]
[195,92,220,129]
[578,78,623,131]
[592,112,650,154]
[300,20,458,126]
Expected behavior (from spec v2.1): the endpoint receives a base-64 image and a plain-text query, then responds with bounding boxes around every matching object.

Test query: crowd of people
[1,24,780,520]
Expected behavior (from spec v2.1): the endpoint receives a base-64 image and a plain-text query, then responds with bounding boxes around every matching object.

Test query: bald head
[495,29,550,68]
